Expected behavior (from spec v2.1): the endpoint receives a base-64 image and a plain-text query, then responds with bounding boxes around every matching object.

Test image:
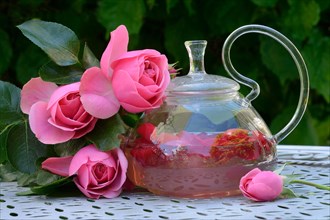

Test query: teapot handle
[221,24,309,144]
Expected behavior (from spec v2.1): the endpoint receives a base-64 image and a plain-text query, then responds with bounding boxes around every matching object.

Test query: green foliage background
[0,0,329,146]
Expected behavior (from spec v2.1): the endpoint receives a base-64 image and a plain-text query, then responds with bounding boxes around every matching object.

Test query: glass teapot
[122,25,309,198]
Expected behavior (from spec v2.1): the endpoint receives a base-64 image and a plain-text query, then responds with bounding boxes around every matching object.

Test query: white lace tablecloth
[1,145,329,220]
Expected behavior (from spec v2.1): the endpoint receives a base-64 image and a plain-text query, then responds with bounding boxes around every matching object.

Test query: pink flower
[111,49,170,113]
[20,77,97,144]
[80,25,170,116]
[79,25,128,119]
[239,168,283,202]
[42,145,128,199]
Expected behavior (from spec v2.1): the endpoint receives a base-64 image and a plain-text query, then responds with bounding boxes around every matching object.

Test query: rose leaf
[17,19,80,66]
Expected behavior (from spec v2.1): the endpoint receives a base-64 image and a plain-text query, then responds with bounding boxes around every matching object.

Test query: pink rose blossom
[239,168,283,202]
[20,77,97,144]
[79,25,128,119]
[80,24,170,117]
[42,145,128,199]
[111,49,170,113]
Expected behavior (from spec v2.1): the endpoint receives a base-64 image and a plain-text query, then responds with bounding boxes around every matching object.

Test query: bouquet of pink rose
[0,19,175,199]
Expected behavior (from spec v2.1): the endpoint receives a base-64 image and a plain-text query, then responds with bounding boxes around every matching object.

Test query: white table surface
[1,145,329,220]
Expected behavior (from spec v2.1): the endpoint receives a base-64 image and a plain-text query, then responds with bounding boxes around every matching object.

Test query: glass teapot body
[122,25,309,198]
[123,92,277,198]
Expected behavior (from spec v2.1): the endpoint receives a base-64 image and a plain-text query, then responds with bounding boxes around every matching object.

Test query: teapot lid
[166,40,239,96]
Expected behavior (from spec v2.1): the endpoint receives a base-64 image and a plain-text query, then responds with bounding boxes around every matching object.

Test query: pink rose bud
[168,62,180,78]
[239,168,283,202]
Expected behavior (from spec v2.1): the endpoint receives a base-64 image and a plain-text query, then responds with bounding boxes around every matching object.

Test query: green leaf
[86,115,126,151]
[313,116,330,146]
[15,45,48,85]
[18,0,43,7]
[0,81,24,131]
[36,170,61,185]
[273,163,287,175]
[17,19,80,66]
[82,43,100,69]
[302,32,330,102]
[97,0,146,36]
[280,187,298,199]
[6,121,50,174]
[166,0,179,13]
[183,0,195,15]
[0,29,13,76]
[17,172,38,186]
[251,0,278,7]
[146,0,156,9]
[39,61,84,84]
[315,0,330,11]
[0,128,9,163]
[283,174,302,185]
[0,163,20,182]
[260,37,298,85]
[120,110,142,128]
[203,0,255,35]
[54,138,87,157]
[283,0,320,41]
[17,176,72,196]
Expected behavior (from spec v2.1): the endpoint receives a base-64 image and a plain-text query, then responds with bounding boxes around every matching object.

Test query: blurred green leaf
[120,110,142,128]
[39,61,84,84]
[6,122,50,174]
[302,32,330,102]
[17,172,38,186]
[97,0,146,36]
[17,176,72,196]
[283,173,302,185]
[146,0,156,9]
[166,0,179,13]
[270,108,318,145]
[82,43,100,69]
[0,128,9,163]
[15,46,48,85]
[183,0,195,15]
[313,116,330,146]
[280,187,298,199]
[18,0,43,7]
[0,29,12,77]
[283,0,320,41]
[0,163,20,182]
[274,163,287,175]
[0,81,24,132]
[203,0,255,35]
[251,0,278,7]
[36,169,61,185]
[315,0,330,11]
[0,82,21,164]
[17,19,80,66]
[54,138,87,157]
[71,0,88,13]
[86,115,126,151]
[260,37,298,85]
